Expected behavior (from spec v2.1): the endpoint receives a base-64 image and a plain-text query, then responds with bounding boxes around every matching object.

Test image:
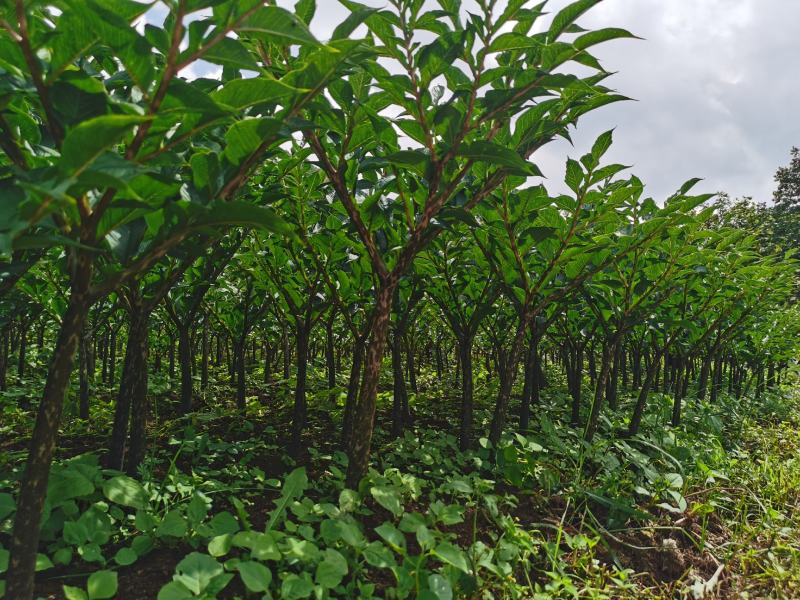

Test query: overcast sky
[273,0,799,202]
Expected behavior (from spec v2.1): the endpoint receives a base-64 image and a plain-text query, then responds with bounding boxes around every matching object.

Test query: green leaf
[114,547,138,566]
[48,468,95,503]
[250,532,282,561]
[332,6,379,40]
[202,37,260,71]
[103,475,148,509]
[59,115,149,176]
[295,0,316,25]
[193,201,294,235]
[156,510,188,538]
[459,142,540,176]
[242,7,320,46]
[211,78,300,110]
[237,560,272,592]
[87,570,118,600]
[35,553,54,571]
[53,547,73,566]
[362,541,395,568]
[208,533,233,557]
[63,586,89,600]
[433,542,470,573]
[315,548,348,588]
[591,130,614,162]
[375,522,405,550]
[208,511,239,536]
[385,150,431,177]
[370,486,403,517]
[174,552,223,595]
[664,472,684,489]
[190,151,219,194]
[574,28,638,51]
[131,535,154,556]
[338,489,359,512]
[156,581,193,600]
[565,158,583,192]
[489,32,543,52]
[267,467,308,531]
[77,544,103,563]
[428,574,453,600]
[280,573,314,600]
[0,493,15,520]
[224,117,283,165]
[186,492,209,525]
[283,39,367,94]
[547,0,600,43]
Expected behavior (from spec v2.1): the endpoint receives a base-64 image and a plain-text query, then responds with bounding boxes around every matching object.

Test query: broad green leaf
[174,552,223,595]
[53,547,73,566]
[59,115,149,176]
[224,117,283,165]
[315,548,348,588]
[295,0,316,24]
[565,158,583,192]
[574,28,638,51]
[280,573,315,600]
[102,475,148,509]
[591,130,614,162]
[241,7,320,46]
[370,486,403,517]
[157,510,188,538]
[156,581,193,600]
[250,532,282,561]
[211,78,300,110]
[433,542,470,573]
[48,468,95,503]
[385,150,430,177]
[375,521,405,549]
[489,32,543,52]
[237,561,272,592]
[208,511,239,536]
[332,6,379,40]
[338,488,359,512]
[87,570,118,600]
[428,574,453,600]
[664,472,684,489]
[208,533,233,557]
[63,586,88,600]
[459,142,541,177]
[114,547,138,566]
[547,0,600,43]
[362,541,395,568]
[35,553,54,571]
[193,201,294,235]
[0,493,15,520]
[202,37,260,71]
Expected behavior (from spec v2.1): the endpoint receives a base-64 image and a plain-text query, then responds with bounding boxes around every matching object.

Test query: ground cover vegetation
[1,0,799,598]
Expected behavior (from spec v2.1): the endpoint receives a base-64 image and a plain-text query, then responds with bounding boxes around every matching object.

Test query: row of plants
[4,372,800,598]
[1,0,799,596]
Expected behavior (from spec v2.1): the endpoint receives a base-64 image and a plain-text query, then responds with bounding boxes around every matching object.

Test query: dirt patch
[34,545,188,600]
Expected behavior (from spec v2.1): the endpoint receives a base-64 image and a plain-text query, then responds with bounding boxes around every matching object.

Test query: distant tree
[710,193,775,255]
[773,147,800,250]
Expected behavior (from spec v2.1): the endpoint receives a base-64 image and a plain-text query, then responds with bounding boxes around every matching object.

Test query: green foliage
[0,0,798,598]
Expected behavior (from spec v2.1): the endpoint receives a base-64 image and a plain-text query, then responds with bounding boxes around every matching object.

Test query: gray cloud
[533,0,800,201]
